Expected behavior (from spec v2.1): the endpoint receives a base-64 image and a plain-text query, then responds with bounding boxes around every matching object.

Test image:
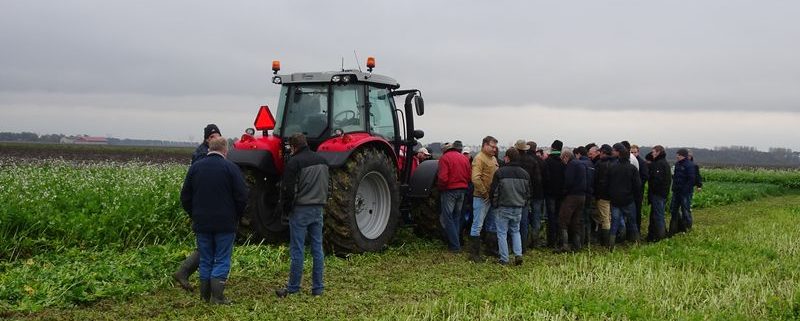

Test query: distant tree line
[422,141,800,168]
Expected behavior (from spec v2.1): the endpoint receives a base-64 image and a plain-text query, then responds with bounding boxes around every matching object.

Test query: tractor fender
[407,160,439,198]
[317,134,397,168]
[227,149,278,177]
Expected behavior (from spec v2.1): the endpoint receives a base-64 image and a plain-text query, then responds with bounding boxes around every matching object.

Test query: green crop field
[1,160,799,320]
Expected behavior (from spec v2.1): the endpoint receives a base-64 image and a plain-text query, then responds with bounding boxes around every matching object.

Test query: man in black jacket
[646,145,671,242]
[173,124,222,292]
[527,141,547,249]
[630,144,649,237]
[593,144,614,247]
[276,134,330,298]
[180,137,248,304]
[606,143,642,250]
[515,140,541,251]
[544,140,566,248]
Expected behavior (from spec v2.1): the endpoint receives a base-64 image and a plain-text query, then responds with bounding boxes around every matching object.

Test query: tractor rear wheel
[238,169,287,243]
[410,189,445,240]
[326,148,400,254]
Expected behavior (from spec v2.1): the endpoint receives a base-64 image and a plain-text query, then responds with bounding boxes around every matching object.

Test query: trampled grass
[5,195,799,320]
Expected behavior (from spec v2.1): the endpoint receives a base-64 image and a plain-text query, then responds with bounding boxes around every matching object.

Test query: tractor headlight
[272,76,282,84]
[331,75,341,83]
[342,75,351,83]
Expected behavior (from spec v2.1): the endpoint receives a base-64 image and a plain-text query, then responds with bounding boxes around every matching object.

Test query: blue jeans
[649,195,666,236]
[287,205,324,295]
[611,203,636,237]
[440,189,465,251]
[685,191,695,228]
[469,197,491,236]
[530,199,544,235]
[495,207,523,263]
[196,232,235,280]
[670,193,691,232]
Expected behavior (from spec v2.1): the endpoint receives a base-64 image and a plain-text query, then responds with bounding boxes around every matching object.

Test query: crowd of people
[434,136,703,265]
[174,123,703,304]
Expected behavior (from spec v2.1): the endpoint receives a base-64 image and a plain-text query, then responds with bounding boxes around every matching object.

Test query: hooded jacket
[280,146,330,213]
[647,152,671,198]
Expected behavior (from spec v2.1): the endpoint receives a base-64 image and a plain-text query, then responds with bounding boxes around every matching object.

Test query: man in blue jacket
[174,123,222,293]
[670,148,696,235]
[556,150,587,253]
[180,137,248,304]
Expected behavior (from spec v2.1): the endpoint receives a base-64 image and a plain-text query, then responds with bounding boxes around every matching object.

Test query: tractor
[227,58,440,254]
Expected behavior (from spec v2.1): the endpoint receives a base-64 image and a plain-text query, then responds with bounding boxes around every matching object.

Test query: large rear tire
[326,148,401,254]
[237,169,287,243]
[410,189,445,240]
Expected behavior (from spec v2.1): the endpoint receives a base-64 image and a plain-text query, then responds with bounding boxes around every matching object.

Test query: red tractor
[228,58,439,254]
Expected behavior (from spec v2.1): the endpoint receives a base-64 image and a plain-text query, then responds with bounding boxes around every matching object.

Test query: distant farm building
[73,136,109,145]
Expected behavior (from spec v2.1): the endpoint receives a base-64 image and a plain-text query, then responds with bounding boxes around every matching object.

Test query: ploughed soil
[0,142,194,164]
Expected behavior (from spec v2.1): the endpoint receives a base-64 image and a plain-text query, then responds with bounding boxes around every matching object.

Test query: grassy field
[2,162,800,320]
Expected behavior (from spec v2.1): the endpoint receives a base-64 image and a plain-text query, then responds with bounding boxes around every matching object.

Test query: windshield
[277,84,329,138]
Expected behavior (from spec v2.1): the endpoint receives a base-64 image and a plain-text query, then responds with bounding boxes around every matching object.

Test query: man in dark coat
[180,137,248,304]
[646,145,671,241]
[514,140,541,252]
[574,146,595,247]
[544,139,566,248]
[555,150,587,253]
[593,144,615,246]
[630,144,649,236]
[606,143,641,250]
[527,141,547,248]
[489,148,530,265]
[174,123,222,292]
[670,148,696,235]
[276,134,330,297]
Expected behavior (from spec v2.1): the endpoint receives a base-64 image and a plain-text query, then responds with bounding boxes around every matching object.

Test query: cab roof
[277,70,400,89]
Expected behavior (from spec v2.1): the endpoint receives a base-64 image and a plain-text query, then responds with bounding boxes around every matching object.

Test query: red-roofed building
[74,136,108,145]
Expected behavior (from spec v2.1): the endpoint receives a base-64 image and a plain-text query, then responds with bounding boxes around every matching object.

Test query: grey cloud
[1,0,799,113]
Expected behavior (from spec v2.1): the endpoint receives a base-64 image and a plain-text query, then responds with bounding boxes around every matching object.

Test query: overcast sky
[1,1,799,151]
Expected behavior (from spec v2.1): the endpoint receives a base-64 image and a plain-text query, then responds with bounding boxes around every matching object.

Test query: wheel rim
[355,171,391,240]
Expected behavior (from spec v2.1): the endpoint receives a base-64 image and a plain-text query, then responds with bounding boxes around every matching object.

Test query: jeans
[495,207,523,263]
[519,205,530,249]
[196,232,235,281]
[649,195,666,238]
[469,197,491,237]
[530,199,544,235]
[685,190,695,228]
[287,205,325,294]
[440,189,465,251]
[670,193,691,233]
[611,202,636,238]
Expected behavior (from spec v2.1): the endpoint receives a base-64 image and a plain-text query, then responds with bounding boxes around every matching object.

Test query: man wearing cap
[173,123,222,292]
[468,136,499,262]
[515,139,541,251]
[416,147,432,163]
[436,140,471,252]
[544,140,566,248]
[669,148,696,235]
[526,141,547,248]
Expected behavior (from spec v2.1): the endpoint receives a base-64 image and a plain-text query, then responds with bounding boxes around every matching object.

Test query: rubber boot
[210,278,231,305]
[600,229,610,247]
[529,228,539,249]
[554,229,570,253]
[172,250,199,292]
[655,226,666,242]
[469,236,483,263]
[484,232,499,258]
[608,234,616,252]
[572,233,582,252]
[199,279,211,303]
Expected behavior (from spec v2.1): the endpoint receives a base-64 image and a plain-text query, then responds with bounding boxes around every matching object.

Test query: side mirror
[412,129,425,139]
[414,96,424,116]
